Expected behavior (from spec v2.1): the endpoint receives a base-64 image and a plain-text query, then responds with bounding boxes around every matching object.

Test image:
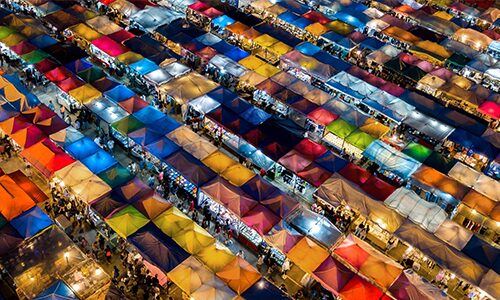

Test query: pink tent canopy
[478,101,500,120]
[415,60,434,72]
[92,36,128,57]
[241,205,280,235]
[360,175,396,201]
[294,139,327,159]
[307,107,338,126]
[265,228,302,253]
[338,163,371,186]
[298,163,332,187]
[56,76,85,93]
[201,178,257,217]
[188,1,210,12]
[380,82,405,97]
[278,150,312,173]
[429,67,454,80]
[388,270,446,300]
[313,256,355,294]
[333,237,370,269]
[44,66,72,83]
[260,193,298,218]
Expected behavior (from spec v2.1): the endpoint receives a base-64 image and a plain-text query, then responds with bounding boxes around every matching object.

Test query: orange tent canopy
[412,166,470,200]
[0,175,36,220]
[216,257,261,294]
[287,237,330,273]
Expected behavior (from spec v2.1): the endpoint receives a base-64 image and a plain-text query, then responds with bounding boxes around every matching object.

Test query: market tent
[307,107,338,126]
[241,205,280,235]
[132,193,171,220]
[10,206,52,238]
[128,223,189,272]
[338,163,371,186]
[196,241,235,272]
[71,174,111,204]
[473,174,499,202]
[105,205,149,238]
[105,84,136,103]
[434,219,473,250]
[287,237,330,273]
[313,255,355,293]
[240,176,278,202]
[264,227,302,254]
[0,116,32,135]
[153,206,193,237]
[160,72,218,104]
[260,192,298,218]
[81,149,117,174]
[241,278,288,300]
[111,115,144,135]
[191,276,237,300]
[326,118,357,139]
[314,151,348,173]
[448,162,480,187]
[68,84,102,104]
[130,6,182,32]
[144,69,173,86]
[164,150,217,187]
[479,270,500,300]
[128,127,162,146]
[34,280,77,300]
[0,175,36,221]
[53,161,93,187]
[10,125,45,148]
[117,95,148,114]
[172,222,215,255]
[109,0,140,18]
[278,149,312,173]
[167,256,214,295]
[202,151,237,174]
[91,197,125,218]
[345,130,375,151]
[216,256,261,294]
[86,15,122,35]
[317,174,403,232]
[69,23,102,42]
[220,164,255,187]
[453,29,492,51]
[111,177,153,204]
[10,40,36,56]
[403,111,454,140]
[395,220,487,285]
[412,166,470,201]
[56,76,85,93]
[129,58,159,76]
[167,126,202,147]
[388,269,448,300]
[461,190,497,220]
[297,163,332,187]
[66,137,100,160]
[21,139,75,178]
[462,236,499,270]
[402,142,432,163]
[183,139,218,160]
[358,119,389,139]
[201,177,257,217]
[363,140,421,179]
[145,137,179,160]
[385,187,447,232]
[339,275,384,300]
[360,175,396,201]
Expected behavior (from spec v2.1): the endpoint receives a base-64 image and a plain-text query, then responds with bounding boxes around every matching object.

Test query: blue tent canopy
[249,149,276,170]
[241,175,279,201]
[296,42,321,56]
[146,116,181,135]
[240,106,272,126]
[81,149,117,174]
[212,15,234,29]
[238,142,256,157]
[66,137,100,160]
[363,99,403,123]
[278,11,300,23]
[448,129,497,159]
[315,151,348,173]
[336,37,357,50]
[462,236,499,272]
[313,51,351,71]
[65,58,92,74]
[29,34,58,49]
[3,74,40,108]
[129,127,163,146]
[133,106,165,124]
[242,279,289,300]
[97,165,135,189]
[333,11,369,28]
[0,102,19,122]
[164,150,216,186]
[145,137,180,160]
[206,87,238,104]
[105,85,136,102]
[169,32,195,44]
[291,17,312,29]
[360,38,385,50]
[129,58,159,76]
[195,33,221,46]
[224,47,249,61]
[212,40,233,54]
[279,0,309,14]
[321,31,344,43]
[128,223,190,272]
[34,280,76,300]
[223,97,252,114]
[11,206,53,238]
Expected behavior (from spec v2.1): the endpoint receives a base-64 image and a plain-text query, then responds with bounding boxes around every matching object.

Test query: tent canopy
[363,140,421,179]
[105,205,149,238]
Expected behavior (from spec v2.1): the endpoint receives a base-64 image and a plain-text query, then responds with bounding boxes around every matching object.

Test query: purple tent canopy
[111,178,154,204]
[0,224,23,256]
[241,176,279,201]
[164,150,216,186]
[90,197,126,218]
[313,256,355,293]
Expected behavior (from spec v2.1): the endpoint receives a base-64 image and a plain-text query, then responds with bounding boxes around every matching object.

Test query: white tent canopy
[473,174,499,202]
[144,69,173,86]
[109,0,140,18]
[448,162,481,187]
[85,97,128,124]
[188,95,221,114]
[403,111,454,140]
[385,188,447,233]
[434,219,473,250]
[162,62,191,78]
[363,140,422,179]
[131,6,182,32]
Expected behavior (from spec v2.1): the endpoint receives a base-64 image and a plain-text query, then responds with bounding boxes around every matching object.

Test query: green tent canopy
[402,142,432,163]
[326,118,357,139]
[345,130,376,151]
[105,205,149,238]
[77,66,106,83]
[111,115,144,135]
[0,26,15,39]
[21,49,50,64]
[97,165,134,188]
[445,53,470,70]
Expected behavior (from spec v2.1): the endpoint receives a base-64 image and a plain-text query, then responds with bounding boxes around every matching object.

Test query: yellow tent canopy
[167,256,215,295]
[238,55,266,70]
[433,11,453,20]
[216,257,261,294]
[19,25,44,38]
[159,73,219,104]
[196,241,235,272]
[268,41,292,56]
[382,26,421,45]
[306,22,329,37]
[202,151,238,174]
[117,51,144,65]
[153,206,193,237]
[453,28,492,51]
[359,118,390,138]
[105,205,148,238]
[68,84,102,104]
[172,222,215,254]
[325,20,354,35]
[238,71,267,87]
[53,161,94,187]
[191,277,237,300]
[410,40,452,63]
[253,34,278,48]
[449,75,473,90]
[250,0,274,11]
[266,4,287,16]
[254,63,280,77]
[167,126,201,147]
[1,33,26,47]
[287,237,330,273]
[69,23,102,42]
[221,164,255,187]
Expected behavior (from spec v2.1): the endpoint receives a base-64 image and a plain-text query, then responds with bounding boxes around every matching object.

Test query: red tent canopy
[201,177,257,217]
[44,66,72,83]
[21,138,75,178]
[297,163,332,187]
[188,1,210,12]
[10,125,46,149]
[294,139,327,159]
[92,36,129,57]
[360,175,397,201]
[338,163,371,186]
[241,205,280,235]
[10,40,36,56]
[278,150,312,173]
[333,238,370,269]
[302,10,331,24]
[118,96,149,113]
[313,256,355,293]
[478,101,500,120]
[196,46,218,61]
[340,275,384,300]
[107,29,135,43]
[307,107,338,126]
[34,58,58,73]
[56,75,85,93]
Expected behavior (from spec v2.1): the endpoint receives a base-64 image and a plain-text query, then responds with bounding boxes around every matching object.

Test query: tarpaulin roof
[10,206,52,238]
[160,72,218,104]
[288,237,330,273]
[111,115,144,135]
[34,280,76,300]
[171,222,215,255]
[66,137,100,160]
[363,140,421,179]
[21,138,75,178]
[53,161,93,188]
[128,223,189,272]
[10,124,45,148]
[81,149,117,174]
[69,23,102,41]
[326,118,357,139]
[201,177,257,216]
[91,36,128,57]
[153,206,193,237]
[241,204,280,235]
[105,205,149,238]
[385,187,447,232]
[97,164,134,189]
[216,256,261,294]
[167,256,214,295]
[412,165,470,201]
[165,150,216,186]
[86,15,122,35]
[196,241,235,272]
[129,58,159,75]
[68,84,102,104]
[241,278,288,300]
[0,175,36,221]
[145,137,179,160]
